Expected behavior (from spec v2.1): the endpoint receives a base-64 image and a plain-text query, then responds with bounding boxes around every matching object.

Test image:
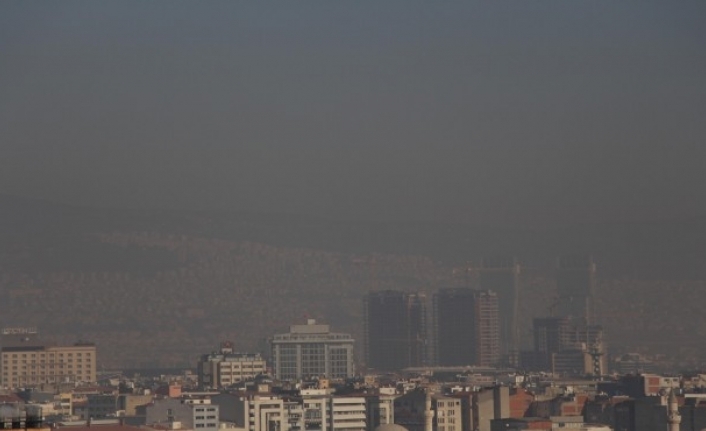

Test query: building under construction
[478,256,520,365]
[363,290,427,371]
[432,288,500,367]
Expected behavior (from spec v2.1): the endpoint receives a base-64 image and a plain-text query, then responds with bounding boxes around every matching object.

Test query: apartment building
[146,396,219,431]
[0,342,96,388]
[214,390,367,431]
[198,342,266,389]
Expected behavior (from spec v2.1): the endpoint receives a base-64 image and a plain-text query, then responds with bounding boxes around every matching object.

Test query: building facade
[432,395,462,431]
[433,289,500,367]
[198,342,267,389]
[477,256,520,365]
[364,291,427,371]
[0,342,97,388]
[146,396,219,431]
[214,391,367,431]
[271,320,355,381]
[529,317,605,376]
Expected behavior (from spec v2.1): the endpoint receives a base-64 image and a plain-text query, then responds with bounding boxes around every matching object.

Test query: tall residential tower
[478,256,520,364]
[432,288,500,367]
[364,290,427,371]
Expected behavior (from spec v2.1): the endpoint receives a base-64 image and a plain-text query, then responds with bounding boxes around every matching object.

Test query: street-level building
[146,396,219,431]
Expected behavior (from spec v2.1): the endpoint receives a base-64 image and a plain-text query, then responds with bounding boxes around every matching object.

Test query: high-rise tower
[363,290,427,371]
[555,255,596,325]
[478,256,520,364]
[432,288,500,367]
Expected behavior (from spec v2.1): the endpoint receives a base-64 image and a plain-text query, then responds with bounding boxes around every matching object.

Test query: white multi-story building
[328,396,367,431]
[214,393,290,431]
[297,390,368,431]
[271,320,355,381]
[213,390,366,431]
[198,342,267,389]
[146,396,219,431]
[0,342,97,388]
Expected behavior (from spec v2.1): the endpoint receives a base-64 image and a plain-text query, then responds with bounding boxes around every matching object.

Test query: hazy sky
[2,2,705,227]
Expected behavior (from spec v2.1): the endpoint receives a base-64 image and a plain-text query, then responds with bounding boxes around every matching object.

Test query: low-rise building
[146,396,219,431]
[197,342,266,390]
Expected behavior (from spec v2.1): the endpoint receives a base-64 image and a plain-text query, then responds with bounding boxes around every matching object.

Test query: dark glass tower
[363,290,427,371]
[432,288,500,367]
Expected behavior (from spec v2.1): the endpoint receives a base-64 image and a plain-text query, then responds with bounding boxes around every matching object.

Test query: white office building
[271,320,354,381]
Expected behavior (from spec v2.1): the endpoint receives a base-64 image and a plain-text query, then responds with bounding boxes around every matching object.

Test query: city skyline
[1,0,705,384]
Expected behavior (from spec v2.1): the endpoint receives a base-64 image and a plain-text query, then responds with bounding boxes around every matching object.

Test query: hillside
[1,195,705,368]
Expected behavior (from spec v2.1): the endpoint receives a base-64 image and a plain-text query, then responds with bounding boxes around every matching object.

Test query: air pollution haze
[0,2,705,372]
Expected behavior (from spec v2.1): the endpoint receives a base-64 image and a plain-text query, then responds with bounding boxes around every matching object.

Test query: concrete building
[433,289,500,367]
[118,394,154,417]
[0,342,97,388]
[393,389,427,431]
[431,395,461,431]
[85,394,118,420]
[478,257,520,365]
[214,391,366,431]
[364,291,427,371]
[532,317,571,371]
[364,388,397,431]
[474,387,509,431]
[198,342,266,389]
[271,320,354,381]
[146,396,219,431]
[327,396,367,431]
[215,393,288,431]
[0,403,45,429]
[528,318,605,376]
